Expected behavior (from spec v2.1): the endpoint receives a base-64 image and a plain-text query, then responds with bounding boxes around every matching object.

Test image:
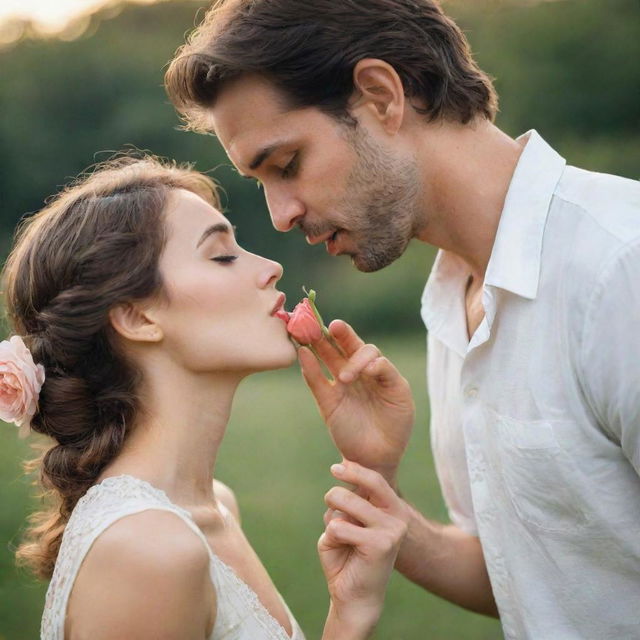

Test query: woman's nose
[258,257,283,288]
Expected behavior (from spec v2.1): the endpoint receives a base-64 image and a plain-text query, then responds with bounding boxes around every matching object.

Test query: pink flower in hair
[0,336,45,438]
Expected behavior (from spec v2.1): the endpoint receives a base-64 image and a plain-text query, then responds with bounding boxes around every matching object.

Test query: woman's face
[150,188,296,375]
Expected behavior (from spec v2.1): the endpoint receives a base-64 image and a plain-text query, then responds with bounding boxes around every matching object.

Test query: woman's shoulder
[213,478,241,522]
[81,509,213,586]
[94,508,212,564]
[66,509,216,638]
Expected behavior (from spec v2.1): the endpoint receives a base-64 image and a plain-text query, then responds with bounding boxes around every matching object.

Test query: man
[165,1,640,637]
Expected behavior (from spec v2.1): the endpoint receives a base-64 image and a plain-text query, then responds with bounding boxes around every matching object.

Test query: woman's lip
[271,292,287,317]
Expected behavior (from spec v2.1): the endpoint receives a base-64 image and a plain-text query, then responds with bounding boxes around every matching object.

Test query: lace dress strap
[40,474,213,640]
[40,475,305,640]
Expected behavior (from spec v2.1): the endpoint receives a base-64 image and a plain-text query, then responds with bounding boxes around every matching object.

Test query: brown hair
[2,155,219,580]
[165,0,498,132]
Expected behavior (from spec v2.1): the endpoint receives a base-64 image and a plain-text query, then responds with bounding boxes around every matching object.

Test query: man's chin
[351,252,397,273]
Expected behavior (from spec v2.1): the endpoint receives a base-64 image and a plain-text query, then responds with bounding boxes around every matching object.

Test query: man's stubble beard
[340,126,422,273]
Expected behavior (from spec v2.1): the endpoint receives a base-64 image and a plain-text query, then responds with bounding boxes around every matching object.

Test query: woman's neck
[98,359,243,509]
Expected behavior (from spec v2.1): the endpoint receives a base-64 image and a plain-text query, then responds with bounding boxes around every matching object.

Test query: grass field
[0,334,502,639]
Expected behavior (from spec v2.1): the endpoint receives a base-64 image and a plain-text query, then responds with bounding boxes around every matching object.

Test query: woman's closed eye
[211,255,238,264]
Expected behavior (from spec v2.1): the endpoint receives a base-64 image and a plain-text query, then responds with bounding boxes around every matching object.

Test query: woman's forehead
[165,189,228,236]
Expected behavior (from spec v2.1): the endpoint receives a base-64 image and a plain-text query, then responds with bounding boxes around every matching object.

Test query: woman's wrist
[321,601,381,640]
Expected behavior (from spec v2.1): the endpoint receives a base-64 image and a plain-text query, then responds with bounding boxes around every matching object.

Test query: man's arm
[395,502,498,616]
[579,240,640,472]
[299,320,498,616]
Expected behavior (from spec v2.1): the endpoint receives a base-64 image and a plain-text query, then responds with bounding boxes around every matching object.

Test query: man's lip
[326,231,341,256]
[306,230,335,246]
[271,292,287,316]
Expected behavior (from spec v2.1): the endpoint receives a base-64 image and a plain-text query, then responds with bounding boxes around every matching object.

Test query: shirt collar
[421,130,566,350]
[483,129,566,300]
[421,250,470,357]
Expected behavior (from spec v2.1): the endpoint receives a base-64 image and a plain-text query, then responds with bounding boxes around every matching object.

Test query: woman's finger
[306,320,371,379]
[337,344,381,383]
[360,356,410,390]
[328,320,366,357]
[298,346,334,404]
[310,333,347,378]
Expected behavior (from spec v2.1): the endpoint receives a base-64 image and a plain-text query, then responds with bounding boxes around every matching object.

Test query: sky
[0,0,563,42]
[0,0,159,33]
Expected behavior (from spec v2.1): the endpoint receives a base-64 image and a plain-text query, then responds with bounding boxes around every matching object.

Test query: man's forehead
[212,76,290,143]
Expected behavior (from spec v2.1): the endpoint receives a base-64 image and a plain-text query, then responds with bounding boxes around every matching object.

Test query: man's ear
[109,302,163,344]
[350,59,406,135]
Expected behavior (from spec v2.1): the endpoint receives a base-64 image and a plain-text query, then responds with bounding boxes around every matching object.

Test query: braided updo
[2,155,219,579]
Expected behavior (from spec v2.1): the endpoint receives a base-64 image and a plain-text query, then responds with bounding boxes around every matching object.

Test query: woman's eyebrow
[196,223,235,248]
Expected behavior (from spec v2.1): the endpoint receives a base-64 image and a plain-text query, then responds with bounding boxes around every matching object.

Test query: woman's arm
[66,510,215,639]
[298,319,414,488]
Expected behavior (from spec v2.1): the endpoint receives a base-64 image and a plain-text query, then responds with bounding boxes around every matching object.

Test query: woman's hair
[165,0,498,133]
[2,155,219,580]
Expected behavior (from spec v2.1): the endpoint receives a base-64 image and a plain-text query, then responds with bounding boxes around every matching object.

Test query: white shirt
[421,130,640,639]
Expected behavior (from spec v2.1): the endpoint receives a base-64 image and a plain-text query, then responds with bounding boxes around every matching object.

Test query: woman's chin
[271,342,298,369]
[247,342,298,373]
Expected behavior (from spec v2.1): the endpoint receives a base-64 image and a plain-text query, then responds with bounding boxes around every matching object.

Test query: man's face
[211,75,421,272]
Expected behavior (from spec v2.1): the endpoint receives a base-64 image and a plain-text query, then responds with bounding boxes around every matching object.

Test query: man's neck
[414,119,527,281]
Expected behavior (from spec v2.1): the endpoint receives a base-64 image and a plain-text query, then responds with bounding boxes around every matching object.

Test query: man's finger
[324,486,383,528]
[330,460,399,510]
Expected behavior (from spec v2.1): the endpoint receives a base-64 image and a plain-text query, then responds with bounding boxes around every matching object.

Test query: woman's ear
[109,302,163,344]
[350,58,406,135]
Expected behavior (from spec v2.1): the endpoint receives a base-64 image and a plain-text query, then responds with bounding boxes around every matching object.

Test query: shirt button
[465,386,479,399]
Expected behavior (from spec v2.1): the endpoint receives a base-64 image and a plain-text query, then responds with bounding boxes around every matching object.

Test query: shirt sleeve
[579,238,640,474]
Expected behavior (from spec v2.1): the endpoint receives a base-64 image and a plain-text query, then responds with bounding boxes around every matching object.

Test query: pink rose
[287,298,323,344]
[0,336,45,438]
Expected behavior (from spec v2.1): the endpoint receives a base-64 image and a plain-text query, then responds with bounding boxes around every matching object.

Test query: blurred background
[0,0,638,638]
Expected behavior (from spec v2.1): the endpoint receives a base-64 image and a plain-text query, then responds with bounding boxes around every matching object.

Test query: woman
[1,155,412,639]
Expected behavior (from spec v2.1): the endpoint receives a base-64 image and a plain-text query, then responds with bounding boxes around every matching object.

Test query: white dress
[40,474,306,639]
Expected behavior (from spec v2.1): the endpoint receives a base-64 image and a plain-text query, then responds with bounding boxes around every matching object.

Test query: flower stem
[303,286,345,357]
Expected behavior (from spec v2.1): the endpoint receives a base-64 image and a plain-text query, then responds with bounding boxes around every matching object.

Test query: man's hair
[165,0,498,132]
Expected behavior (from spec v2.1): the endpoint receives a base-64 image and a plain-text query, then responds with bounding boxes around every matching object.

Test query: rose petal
[0,336,45,437]
[287,299,323,344]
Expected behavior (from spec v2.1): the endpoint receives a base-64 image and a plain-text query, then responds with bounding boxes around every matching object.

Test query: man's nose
[266,188,305,232]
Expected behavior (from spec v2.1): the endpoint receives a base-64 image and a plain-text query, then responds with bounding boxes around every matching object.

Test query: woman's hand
[319,460,410,639]
[299,320,414,487]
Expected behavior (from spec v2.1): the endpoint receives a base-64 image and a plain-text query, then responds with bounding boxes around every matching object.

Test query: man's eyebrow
[196,223,234,248]
[248,144,278,171]
[248,139,291,171]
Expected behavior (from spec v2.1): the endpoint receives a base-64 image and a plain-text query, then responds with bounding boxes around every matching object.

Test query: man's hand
[298,320,414,486]
[319,461,410,639]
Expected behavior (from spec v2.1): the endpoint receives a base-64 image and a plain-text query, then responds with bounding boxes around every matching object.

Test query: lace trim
[209,554,293,639]
[40,474,295,640]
